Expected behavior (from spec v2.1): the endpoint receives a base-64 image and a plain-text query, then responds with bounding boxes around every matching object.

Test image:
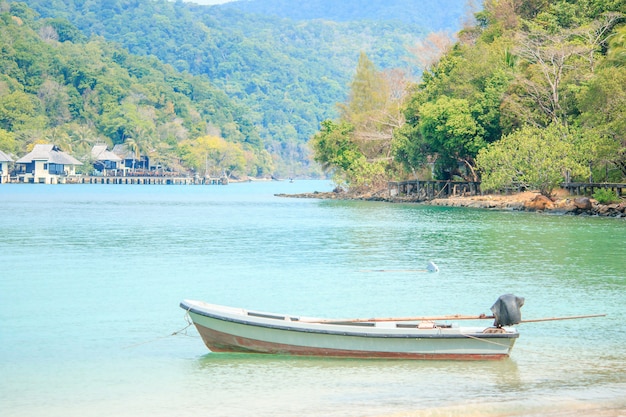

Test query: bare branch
[408,31,456,71]
[514,29,585,123]
[574,12,625,72]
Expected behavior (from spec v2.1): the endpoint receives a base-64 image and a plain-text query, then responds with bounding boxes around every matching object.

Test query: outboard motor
[491,294,524,327]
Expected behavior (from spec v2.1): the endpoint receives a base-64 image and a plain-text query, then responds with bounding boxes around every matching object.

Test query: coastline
[276,190,626,218]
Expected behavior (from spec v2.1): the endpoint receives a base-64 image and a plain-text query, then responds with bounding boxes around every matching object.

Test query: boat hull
[181,300,518,360]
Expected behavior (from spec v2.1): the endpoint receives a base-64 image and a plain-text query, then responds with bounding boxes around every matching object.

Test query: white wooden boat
[180,298,521,360]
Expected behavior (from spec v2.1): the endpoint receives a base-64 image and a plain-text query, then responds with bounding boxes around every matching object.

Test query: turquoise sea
[1,181,625,417]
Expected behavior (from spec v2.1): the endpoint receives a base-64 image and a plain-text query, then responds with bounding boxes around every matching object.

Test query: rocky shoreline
[276,190,626,218]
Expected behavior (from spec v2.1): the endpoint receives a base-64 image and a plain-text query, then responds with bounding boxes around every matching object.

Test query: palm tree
[46,127,71,152]
[124,137,140,173]
[126,126,157,171]
[69,124,96,157]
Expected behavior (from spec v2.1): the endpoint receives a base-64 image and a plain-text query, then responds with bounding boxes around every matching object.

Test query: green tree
[607,24,626,66]
[0,90,47,131]
[506,12,620,128]
[337,52,392,160]
[340,52,387,123]
[312,53,409,190]
[392,122,430,178]
[417,96,485,180]
[67,123,97,158]
[123,137,141,172]
[0,127,18,154]
[311,119,359,175]
[576,65,626,178]
[37,79,71,127]
[179,134,246,178]
[476,124,587,196]
[311,119,389,192]
[397,33,515,181]
[44,17,87,43]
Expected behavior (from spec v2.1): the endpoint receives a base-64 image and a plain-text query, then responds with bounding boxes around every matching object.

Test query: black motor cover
[491,294,525,327]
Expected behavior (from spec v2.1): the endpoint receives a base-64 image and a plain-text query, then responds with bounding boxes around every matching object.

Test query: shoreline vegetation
[276,189,626,218]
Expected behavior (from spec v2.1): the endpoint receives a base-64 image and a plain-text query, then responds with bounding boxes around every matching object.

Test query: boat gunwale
[180,300,519,340]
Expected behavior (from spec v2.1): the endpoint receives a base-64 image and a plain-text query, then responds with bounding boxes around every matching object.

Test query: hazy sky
[183,0,234,4]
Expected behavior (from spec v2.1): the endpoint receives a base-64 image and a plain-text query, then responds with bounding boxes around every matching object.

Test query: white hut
[0,150,13,183]
[15,144,82,184]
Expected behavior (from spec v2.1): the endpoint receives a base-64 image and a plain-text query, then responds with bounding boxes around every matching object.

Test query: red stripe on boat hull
[193,323,511,361]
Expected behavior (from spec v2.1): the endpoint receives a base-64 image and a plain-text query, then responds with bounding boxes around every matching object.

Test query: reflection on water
[190,351,626,416]
[191,353,524,416]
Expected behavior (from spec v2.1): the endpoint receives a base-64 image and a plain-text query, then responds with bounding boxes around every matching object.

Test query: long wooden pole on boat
[519,313,606,323]
[301,314,495,324]
[302,313,606,324]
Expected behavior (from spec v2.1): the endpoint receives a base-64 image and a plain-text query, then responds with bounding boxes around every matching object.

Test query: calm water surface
[1,181,624,417]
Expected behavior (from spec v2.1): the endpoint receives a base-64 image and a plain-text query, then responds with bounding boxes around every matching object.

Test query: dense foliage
[477,124,589,196]
[223,0,466,32]
[14,0,463,176]
[311,53,409,191]
[314,0,626,195]
[0,1,274,177]
[593,188,620,204]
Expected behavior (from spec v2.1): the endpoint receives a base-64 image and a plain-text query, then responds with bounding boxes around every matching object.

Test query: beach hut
[15,144,82,184]
[112,144,149,175]
[91,144,122,176]
[0,150,13,183]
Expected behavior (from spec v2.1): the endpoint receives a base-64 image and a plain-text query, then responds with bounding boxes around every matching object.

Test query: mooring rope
[122,310,197,349]
[461,332,514,349]
[461,331,565,359]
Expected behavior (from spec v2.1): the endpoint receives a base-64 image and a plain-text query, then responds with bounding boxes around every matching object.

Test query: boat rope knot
[171,322,193,337]
[171,309,196,337]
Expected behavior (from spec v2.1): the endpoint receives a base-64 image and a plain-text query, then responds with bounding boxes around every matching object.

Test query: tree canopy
[314,0,626,195]
[16,0,465,176]
[476,124,593,196]
[312,53,409,191]
[0,3,272,177]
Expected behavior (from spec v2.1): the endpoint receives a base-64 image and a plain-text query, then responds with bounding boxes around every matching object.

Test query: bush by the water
[593,189,620,204]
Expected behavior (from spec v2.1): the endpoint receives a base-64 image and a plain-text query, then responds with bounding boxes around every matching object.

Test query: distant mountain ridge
[15,0,468,175]
[222,0,468,32]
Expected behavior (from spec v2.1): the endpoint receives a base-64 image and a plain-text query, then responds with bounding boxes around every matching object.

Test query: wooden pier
[562,182,626,197]
[67,175,228,185]
[390,180,625,201]
[389,180,481,201]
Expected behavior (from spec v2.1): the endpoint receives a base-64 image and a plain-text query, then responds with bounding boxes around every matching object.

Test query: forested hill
[15,0,467,176]
[222,0,467,32]
[0,2,273,177]
[310,0,626,196]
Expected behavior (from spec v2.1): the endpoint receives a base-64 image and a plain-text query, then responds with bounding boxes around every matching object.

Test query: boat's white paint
[181,299,518,360]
